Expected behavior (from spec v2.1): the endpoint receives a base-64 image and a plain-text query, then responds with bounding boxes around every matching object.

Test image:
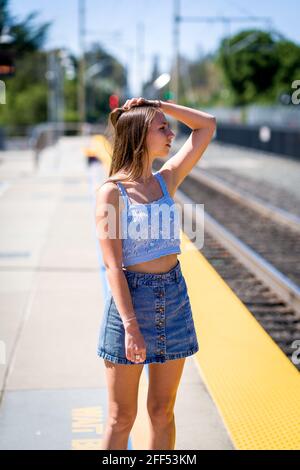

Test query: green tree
[0,0,50,54]
[0,51,48,127]
[0,1,128,129]
[0,0,51,130]
[272,40,300,102]
[217,29,281,105]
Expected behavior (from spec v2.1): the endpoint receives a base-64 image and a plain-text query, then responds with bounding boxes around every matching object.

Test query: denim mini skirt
[97,260,199,365]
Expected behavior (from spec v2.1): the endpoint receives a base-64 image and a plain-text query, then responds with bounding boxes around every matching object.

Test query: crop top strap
[154,171,169,198]
[116,181,129,206]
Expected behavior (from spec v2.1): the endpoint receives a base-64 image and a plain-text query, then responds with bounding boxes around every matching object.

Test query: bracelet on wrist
[123,315,137,324]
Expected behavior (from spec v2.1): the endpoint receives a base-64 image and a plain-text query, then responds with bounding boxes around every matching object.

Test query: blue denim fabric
[97,260,199,365]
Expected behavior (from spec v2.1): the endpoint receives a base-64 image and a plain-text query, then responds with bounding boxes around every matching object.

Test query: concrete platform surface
[0,136,233,450]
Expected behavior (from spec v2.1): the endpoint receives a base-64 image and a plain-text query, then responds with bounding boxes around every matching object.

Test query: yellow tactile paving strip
[85,134,112,170]
[91,134,300,450]
[179,236,300,450]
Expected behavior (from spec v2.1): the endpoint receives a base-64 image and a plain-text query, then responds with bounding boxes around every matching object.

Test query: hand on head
[122,97,160,110]
[122,97,147,110]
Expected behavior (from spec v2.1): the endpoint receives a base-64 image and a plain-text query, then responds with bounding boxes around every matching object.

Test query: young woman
[95,97,216,450]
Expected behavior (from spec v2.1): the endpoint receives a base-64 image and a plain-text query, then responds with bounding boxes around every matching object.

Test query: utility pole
[47,50,56,124]
[125,47,134,97]
[172,0,180,103]
[47,51,63,117]
[136,22,145,96]
[172,0,180,135]
[78,0,86,133]
[57,50,65,137]
[171,0,270,106]
[46,49,65,142]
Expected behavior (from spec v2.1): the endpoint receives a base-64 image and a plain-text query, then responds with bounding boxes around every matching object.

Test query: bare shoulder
[95,180,120,205]
[157,167,176,198]
[96,180,118,196]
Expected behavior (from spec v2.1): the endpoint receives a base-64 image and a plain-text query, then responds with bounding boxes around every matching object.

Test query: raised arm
[160,101,216,193]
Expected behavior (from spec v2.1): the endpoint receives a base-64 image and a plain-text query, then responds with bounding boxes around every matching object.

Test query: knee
[108,407,137,432]
[147,402,175,427]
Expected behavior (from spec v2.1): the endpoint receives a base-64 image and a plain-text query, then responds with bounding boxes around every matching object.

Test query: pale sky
[11,0,300,95]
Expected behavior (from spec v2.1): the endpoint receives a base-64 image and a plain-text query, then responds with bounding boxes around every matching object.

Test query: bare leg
[147,358,186,450]
[102,360,144,450]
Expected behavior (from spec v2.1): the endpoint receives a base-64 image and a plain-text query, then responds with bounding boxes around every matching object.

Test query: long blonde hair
[105,103,160,184]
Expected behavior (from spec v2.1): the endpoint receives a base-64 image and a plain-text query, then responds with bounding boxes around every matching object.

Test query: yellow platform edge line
[91,134,300,451]
[180,223,300,450]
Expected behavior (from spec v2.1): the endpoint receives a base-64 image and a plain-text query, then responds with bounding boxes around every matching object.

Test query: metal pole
[136,22,145,96]
[172,0,180,135]
[172,0,180,103]
[78,0,86,134]
[58,49,65,138]
[47,51,56,123]
[126,47,134,97]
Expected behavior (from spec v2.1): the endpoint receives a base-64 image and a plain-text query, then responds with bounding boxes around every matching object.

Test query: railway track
[179,171,300,289]
[203,166,300,219]
[153,159,300,371]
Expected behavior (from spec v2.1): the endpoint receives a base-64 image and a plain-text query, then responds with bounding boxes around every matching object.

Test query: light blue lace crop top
[116,171,181,267]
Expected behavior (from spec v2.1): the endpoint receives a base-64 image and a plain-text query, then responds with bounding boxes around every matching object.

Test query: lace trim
[116,171,181,266]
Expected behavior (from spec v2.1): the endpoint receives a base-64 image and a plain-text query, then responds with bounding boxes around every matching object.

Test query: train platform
[0,135,299,450]
[0,137,234,450]
[87,134,300,450]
